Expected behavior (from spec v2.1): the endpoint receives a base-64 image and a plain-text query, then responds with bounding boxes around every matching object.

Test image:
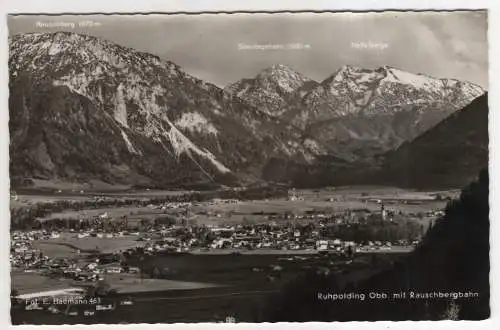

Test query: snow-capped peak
[322,65,385,86]
[381,66,441,89]
[255,64,313,93]
[224,63,317,117]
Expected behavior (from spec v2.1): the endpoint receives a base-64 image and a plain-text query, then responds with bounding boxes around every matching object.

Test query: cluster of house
[10,231,140,281]
[354,239,419,252]
[12,230,61,241]
[204,225,322,251]
[12,208,419,265]
[150,198,240,211]
[121,223,404,255]
[425,210,445,218]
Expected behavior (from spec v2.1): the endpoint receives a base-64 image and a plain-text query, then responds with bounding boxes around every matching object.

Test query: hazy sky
[8,11,488,89]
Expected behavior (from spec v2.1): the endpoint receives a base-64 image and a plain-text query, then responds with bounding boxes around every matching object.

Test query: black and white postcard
[4,3,492,326]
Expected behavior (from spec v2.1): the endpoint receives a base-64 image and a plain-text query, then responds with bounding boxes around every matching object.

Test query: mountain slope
[9,32,317,188]
[291,93,488,189]
[376,93,488,188]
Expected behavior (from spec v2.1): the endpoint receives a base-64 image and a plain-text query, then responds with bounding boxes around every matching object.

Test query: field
[104,273,220,293]
[29,241,78,258]
[11,272,75,295]
[32,235,146,256]
[34,207,165,222]
[14,186,451,227]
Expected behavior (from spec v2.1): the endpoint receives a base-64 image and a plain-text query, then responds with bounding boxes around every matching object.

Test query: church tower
[381,203,387,221]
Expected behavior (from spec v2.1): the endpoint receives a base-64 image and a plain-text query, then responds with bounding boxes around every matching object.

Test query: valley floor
[10,185,451,324]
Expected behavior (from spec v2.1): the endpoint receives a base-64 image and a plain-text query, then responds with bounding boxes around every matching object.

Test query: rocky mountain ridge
[9,32,318,189]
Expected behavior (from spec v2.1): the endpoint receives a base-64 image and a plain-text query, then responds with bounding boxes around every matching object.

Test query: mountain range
[8,32,487,190]
[228,63,484,161]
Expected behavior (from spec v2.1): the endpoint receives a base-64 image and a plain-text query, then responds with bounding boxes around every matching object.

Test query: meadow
[11,251,407,324]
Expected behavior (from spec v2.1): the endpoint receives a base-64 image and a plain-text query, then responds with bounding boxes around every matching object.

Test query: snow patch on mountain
[303,138,322,154]
[175,112,218,136]
[455,80,485,99]
[114,85,128,127]
[164,121,230,173]
[53,73,101,100]
[383,67,439,89]
[48,43,66,56]
[120,129,141,155]
[236,85,251,98]
[212,107,225,116]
